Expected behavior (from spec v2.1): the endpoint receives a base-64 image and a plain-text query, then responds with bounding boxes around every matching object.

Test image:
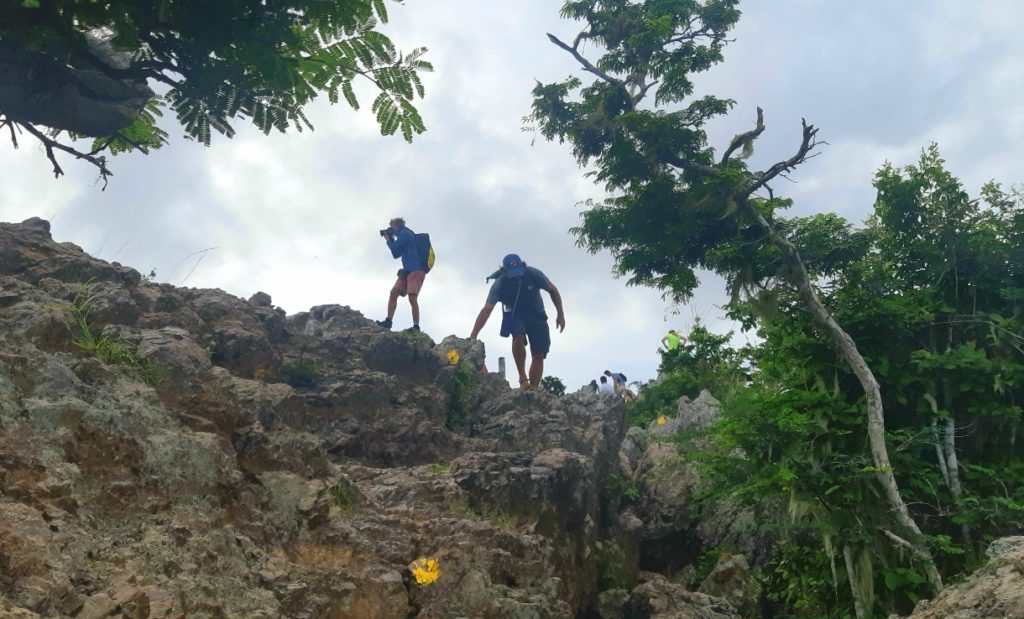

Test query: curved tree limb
[743,117,823,196]
[736,190,943,591]
[720,107,764,166]
[546,33,624,89]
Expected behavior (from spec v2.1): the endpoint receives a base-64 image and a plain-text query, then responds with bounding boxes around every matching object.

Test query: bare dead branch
[720,107,764,166]
[18,121,112,188]
[571,28,598,50]
[744,117,822,196]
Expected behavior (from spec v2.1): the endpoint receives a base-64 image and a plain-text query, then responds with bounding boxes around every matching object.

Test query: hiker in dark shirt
[377,217,427,333]
[604,370,628,396]
[468,253,565,390]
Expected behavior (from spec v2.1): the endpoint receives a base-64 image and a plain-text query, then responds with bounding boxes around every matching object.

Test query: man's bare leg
[408,293,420,325]
[512,334,529,387]
[387,289,400,321]
[528,353,544,388]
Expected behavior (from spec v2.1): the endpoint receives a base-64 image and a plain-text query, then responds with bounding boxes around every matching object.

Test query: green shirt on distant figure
[661,329,683,351]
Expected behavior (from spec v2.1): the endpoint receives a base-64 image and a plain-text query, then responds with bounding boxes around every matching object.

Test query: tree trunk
[844,544,868,619]
[738,196,943,592]
[942,381,973,555]
[941,383,964,501]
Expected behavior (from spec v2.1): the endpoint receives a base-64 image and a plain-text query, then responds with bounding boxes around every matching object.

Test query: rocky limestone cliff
[903,537,1024,619]
[0,218,741,619]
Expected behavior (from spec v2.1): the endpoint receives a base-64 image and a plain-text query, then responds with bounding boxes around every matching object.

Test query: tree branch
[18,121,112,188]
[0,116,19,148]
[663,152,718,177]
[881,528,934,563]
[744,117,822,196]
[720,106,764,166]
[546,33,626,90]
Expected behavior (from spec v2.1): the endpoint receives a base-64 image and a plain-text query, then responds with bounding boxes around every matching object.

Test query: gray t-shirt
[486,266,551,320]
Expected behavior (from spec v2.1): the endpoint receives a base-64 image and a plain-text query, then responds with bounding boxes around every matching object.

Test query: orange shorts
[393,270,426,296]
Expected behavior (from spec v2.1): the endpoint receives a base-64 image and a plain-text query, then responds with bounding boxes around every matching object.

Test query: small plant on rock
[322,480,359,514]
[281,362,320,389]
[603,474,641,503]
[426,463,449,475]
[445,361,476,431]
[59,279,156,383]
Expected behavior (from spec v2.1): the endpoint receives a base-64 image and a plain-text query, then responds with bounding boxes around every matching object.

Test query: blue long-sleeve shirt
[387,227,426,272]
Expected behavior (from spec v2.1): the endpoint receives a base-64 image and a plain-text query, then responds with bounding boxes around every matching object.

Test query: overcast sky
[3,1,1023,390]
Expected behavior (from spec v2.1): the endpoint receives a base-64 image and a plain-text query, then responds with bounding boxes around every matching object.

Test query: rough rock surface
[698,554,760,618]
[905,536,1024,619]
[596,571,742,619]
[0,218,738,618]
[617,390,774,580]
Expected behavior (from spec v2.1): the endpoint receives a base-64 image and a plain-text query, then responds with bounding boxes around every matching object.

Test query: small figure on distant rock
[587,379,599,393]
[376,217,428,333]
[661,329,684,351]
[598,375,615,394]
[604,370,628,396]
[468,253,565,390]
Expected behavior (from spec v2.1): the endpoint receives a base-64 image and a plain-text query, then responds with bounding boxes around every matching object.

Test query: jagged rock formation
[0,218,740,618]
[905,536,1024,618]
[617,390,772,595]
[598,572,738,619]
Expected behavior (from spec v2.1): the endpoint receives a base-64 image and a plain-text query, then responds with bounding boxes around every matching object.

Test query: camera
[379,228,392,239]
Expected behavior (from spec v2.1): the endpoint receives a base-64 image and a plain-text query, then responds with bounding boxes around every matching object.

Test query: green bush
[281,362,320,389]
[446,361,477,431]
[540,375,566,396]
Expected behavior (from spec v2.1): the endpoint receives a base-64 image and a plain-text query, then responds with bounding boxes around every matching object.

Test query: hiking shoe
[404,324,421,333]
[376,318,393,329]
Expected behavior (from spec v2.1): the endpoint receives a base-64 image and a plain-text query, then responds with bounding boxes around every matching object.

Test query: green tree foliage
[0,0,431,182]
[540,375,567,397]
[531,0,948,603]
[529,0,745,304]
[631,321,742,427]
[700,148,1024,617]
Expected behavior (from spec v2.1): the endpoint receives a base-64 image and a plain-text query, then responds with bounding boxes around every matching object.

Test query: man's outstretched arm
[469,303,496,340]
[546,283,566,332]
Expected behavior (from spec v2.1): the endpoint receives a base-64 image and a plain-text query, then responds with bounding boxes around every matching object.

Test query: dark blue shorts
[506,315,550,358]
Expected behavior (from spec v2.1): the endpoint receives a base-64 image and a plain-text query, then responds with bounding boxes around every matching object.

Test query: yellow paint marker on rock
[447,349,460,365]
[410,558,441,586]
[656,415,667,426]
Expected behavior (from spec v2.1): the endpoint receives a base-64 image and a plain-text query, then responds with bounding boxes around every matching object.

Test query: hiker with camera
[468,253,565,390]
[377,217,432,333]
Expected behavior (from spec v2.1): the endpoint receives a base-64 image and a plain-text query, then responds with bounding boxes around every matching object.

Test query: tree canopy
[527,0,1023,614]
[701,149,1024,616]
[0,0,431,184]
